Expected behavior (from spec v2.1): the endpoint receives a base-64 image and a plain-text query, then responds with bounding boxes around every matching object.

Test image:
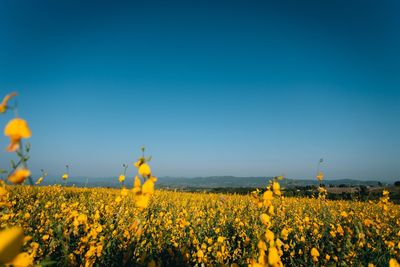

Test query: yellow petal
[0,227,24,263]
[138,163,151,177]
[8,169,30,184]
[142,179,155,195]
[4,118,31,139]
[9,252,33,267]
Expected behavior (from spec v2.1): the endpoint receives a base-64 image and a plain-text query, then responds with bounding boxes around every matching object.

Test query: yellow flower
[268,247,280,266]
[389,258,400,267]
[281,228,289,240]
[265,229,275,243]
[263,190,273,201]
[133,176,141,194]
[260,213,270,226]
[0,92,17,113]
[0,187,8,197]
[62,174,69,180]
[138,163,151,177]
[326,254,331,261]
[197,249,204,258]
[133,159,143,168]
[311,247,320,257]
[0,227,24,264]
[9,252,33,267]
[4,118,31,152]
[8,169,30,184]
[272,181,281,196]
[136,195,150,209]
[35,177,43,185]
[316,171,324,182]
[121,187,128,197]
[115,196,122,204]
[118,174,125,183]
[142,179,155,195]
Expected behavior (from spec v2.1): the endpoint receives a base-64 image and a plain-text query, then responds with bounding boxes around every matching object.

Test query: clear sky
[0,0,399,180]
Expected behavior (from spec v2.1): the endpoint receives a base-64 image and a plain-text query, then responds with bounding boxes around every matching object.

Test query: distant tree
[394,181,400,187]
[378,182,383,187]
[359,185,369,200]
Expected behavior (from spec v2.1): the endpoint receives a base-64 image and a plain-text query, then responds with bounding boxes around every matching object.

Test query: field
[1,185,399,266]
[0,92,399,267]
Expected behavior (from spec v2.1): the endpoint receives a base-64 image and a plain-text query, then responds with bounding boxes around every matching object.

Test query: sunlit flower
[136,194,150,209]
[10,252,33,267]
[118,174,125,183]
[35,176,43,185]
[311,247,320,258]
[138,163,151,177]
[133,159,143,168]
[0,92,17,113]
[272,181,281,196]
[0,227,24,263]
[260,213,270,226]
[142,179,155,195]
[268,247,280,266]
[8,169,30,184]
[389,258,399,267]
[4,118,31,152]
[62,174,69,180]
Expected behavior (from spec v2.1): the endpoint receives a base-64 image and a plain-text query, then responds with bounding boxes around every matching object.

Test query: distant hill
[157,176,384,188]
[39,175,385,188]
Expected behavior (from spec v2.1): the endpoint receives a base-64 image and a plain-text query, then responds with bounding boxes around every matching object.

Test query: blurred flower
[268,247,280,266]
[138,163,151,177]
[35,177,43,185]
[8,169,30,184]
[0,227,24,264]
[142,179,155,195]
[4,118,31,152]
[316,172,324,182]
[0,92,17,113]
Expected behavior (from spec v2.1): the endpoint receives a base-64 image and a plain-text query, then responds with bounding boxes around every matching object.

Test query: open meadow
[1,183,399,266]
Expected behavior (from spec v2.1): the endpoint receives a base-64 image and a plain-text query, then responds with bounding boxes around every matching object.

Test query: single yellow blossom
[272,181,281,195]
[35,177,43,185]
[4,118,31,152]
[268,247,280,266]
[260,213,270,226]
[142,179,155,195]
[0,227,24,263]
[0,92,17,113]
[8,169,30,184]
[138,163,151,177]
[9,252,33,267]
[311,247,320,258]
[389,258,399,267]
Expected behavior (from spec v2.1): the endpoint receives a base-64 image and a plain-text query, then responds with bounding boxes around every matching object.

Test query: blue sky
[0,0,399,180]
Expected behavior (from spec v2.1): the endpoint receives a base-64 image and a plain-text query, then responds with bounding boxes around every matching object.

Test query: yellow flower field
[1,185,399,266]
